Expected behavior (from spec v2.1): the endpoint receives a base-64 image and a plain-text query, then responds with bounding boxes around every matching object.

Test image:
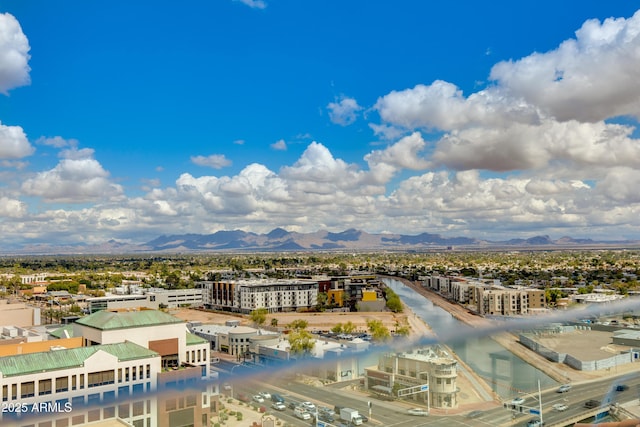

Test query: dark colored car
[584,399,600,408]
[318,414,335,423]
[615,384,629,392]
[467,410,483,418]
[271,393,284,403]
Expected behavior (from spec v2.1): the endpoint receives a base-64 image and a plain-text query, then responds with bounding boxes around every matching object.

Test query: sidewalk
[213,394,287,427]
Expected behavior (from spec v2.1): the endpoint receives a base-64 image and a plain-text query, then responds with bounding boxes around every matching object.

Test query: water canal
[381,277,558,398]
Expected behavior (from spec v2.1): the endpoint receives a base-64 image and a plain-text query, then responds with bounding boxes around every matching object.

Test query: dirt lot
[170,305,433,340]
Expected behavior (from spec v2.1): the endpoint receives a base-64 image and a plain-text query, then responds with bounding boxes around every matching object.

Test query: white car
[301,401,316,412]
[553,403,568,411]
[259,391,271,399]
[407,408,429,416]
[511,397,525,405]
[556,384,571,393]
[252,395,265,403]
[271,402,286,411]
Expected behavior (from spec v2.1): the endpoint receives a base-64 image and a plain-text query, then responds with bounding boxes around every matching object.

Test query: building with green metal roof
[0,309,215,427]
[75,309,184,331]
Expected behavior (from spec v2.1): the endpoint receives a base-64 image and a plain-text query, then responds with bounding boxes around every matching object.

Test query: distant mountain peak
[2,229,637,255]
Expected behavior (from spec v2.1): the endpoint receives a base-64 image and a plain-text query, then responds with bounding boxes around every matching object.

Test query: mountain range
[5,229,640,255]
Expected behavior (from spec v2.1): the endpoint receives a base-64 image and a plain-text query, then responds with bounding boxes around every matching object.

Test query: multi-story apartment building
[364,346,459,409]
[473,287,546,315]
[200,279,318,313]
[450,280,475,304]
[423,276,453,295]
[423,276,547,315]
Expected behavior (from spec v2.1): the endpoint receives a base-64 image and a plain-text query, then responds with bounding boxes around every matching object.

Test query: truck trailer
[340,407,363,425]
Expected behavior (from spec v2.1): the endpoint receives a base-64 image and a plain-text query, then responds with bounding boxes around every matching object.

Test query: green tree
[288,319,308,330]
[395,324,410,336]
[331,323,343,334]
[545,288,564,305]
[249,308,268,327]
[270,318,278,327]
[288,329,315,356]
[367,319,391,342]
[384,288,403,313]
[343,321,356,334]
[316,292,328,311]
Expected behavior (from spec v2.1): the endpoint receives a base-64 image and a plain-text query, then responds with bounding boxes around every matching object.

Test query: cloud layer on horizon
[2,11,640,246]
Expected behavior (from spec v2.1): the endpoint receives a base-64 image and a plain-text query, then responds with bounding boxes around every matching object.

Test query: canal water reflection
[382,278,558,397]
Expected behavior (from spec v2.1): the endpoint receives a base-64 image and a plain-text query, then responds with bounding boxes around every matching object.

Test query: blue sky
[1,1,640,247]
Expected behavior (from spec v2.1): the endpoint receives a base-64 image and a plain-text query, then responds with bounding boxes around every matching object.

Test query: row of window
[14,400,152,427]
[185,348,207,364]
[1,365,152,401]
[117,365,152,383]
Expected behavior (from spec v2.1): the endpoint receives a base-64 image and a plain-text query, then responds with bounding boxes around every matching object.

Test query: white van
[294,407,311,420]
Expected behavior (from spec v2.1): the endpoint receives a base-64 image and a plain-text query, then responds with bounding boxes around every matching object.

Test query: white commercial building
[0,310,217,427]
[87,288,204,313]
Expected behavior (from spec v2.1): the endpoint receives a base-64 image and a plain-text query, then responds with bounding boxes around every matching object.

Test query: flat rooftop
[534,329,632,361]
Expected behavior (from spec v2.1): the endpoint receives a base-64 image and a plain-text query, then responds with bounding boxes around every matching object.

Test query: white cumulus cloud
[490,10,640,122]
[327,96,363,126]
[21,150,123,203]
[0,13,30,94]
[0,121,33,159]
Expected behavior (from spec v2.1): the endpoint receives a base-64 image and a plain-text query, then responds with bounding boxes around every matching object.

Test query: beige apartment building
[473,287,546,315]
[423,276,547,315]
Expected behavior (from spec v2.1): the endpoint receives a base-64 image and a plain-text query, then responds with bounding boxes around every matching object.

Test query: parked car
[259,391,271,399]
[407,408,429,416]
[584,399,600,408]
[288,401,297,410]
[556,384,571,393]
[252,395,265,403]
[271,402,286,411]
[553,403,568,411]
[615,384,629,392]
[271,393,284,403]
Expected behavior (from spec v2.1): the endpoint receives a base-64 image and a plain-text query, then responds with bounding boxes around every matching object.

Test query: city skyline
[2,1,640,248]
